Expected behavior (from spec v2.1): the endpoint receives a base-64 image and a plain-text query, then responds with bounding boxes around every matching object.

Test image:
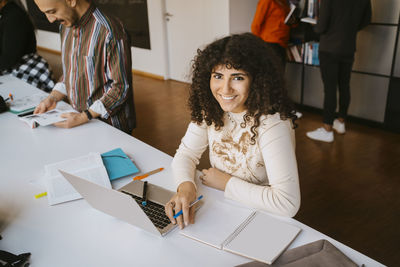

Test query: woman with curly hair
[165,33,300,229]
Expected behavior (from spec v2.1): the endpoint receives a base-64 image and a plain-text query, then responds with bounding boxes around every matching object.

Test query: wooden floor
[132,74,400,267]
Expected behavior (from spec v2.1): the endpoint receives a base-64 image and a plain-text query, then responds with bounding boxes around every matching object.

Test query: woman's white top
[172,111,300,217]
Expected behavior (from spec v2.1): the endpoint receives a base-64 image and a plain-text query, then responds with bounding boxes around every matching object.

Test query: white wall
[36,0,169,79]
[229,0,258,34]
[36,30,61,51]
[132,0,168,78]
[203,0,230,45]
[164,0,230,82]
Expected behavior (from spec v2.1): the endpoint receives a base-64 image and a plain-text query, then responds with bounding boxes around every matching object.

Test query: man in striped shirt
[34,0,136,134]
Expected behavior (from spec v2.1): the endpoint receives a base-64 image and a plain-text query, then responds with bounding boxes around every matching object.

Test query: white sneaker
[295,111,303,119]
[333,119,346,134]
[306,128,334,142]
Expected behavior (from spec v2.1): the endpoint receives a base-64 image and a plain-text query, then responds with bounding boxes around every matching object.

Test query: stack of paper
[44,153,111,205]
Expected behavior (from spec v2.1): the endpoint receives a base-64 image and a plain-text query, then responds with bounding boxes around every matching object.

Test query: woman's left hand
[200,168,231,191]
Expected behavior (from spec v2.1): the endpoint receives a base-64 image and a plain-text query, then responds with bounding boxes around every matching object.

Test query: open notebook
[19,108,71,128]
[180,200,301,264]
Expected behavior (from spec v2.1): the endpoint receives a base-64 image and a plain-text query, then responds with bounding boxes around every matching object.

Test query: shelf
[285,1,400,131]
[369,22,399,27]
[287,62,392,78]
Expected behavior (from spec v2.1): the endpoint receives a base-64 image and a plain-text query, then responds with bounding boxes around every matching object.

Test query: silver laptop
[59,170,180,236]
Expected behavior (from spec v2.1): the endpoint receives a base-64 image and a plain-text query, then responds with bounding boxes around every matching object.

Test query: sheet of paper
[44,153,111,205]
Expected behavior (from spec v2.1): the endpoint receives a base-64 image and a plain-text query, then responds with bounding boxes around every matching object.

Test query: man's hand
[200,168,231,191]
[53,112,89,128]
[34,95,57,114]
[34,91,66,114]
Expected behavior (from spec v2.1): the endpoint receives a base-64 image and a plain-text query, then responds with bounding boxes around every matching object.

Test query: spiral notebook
[180,200,301,264]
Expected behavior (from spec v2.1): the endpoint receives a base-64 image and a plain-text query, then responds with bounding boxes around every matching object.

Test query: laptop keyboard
[121,191,172,229]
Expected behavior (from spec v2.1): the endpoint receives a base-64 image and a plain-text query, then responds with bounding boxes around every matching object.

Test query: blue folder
[101,148,139,181]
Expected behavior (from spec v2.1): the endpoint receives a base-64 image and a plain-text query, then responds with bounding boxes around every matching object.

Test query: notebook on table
[180,200,301,264]
[101,148,139,181]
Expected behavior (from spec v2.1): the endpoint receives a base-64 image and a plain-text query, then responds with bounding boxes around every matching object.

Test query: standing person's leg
[337,56,353,120]
[306,51,338,142]
[332,55,353,134]
[320,52,339,128]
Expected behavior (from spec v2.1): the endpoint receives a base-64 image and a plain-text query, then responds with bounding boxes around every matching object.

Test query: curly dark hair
[188,32,296,144]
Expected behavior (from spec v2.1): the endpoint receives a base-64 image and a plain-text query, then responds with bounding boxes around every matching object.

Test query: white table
[0,75,385,267]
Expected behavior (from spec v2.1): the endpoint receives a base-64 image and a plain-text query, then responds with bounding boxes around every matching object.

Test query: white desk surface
[0,75,385,267]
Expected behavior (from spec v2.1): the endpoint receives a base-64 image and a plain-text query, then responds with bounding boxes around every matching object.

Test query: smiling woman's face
[209,65,251,113]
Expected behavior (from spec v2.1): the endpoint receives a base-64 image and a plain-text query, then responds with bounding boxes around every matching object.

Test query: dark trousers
[319,51,354,125]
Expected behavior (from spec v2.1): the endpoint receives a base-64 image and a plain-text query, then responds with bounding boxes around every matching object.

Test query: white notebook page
[223,212,301,264]
[180,200,252,249]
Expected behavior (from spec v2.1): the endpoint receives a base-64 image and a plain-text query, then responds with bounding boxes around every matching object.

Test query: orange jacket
[251,0,290,48]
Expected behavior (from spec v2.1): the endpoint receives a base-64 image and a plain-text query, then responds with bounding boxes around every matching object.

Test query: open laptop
[59,170,190,236]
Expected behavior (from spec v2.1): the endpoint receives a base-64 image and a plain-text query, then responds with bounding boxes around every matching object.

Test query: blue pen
[173,195,203,219]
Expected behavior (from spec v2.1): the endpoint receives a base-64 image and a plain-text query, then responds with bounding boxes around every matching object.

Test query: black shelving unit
[285,2,400,133]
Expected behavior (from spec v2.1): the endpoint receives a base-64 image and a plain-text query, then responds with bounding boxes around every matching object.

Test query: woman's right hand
[165,181,196,229]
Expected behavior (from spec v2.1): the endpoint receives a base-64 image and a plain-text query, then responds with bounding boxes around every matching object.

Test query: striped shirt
[53,4,135,133]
